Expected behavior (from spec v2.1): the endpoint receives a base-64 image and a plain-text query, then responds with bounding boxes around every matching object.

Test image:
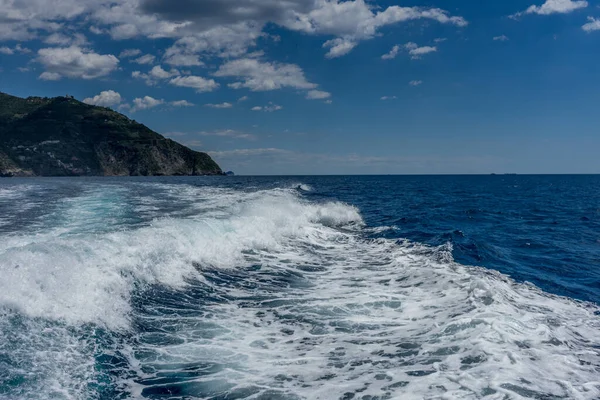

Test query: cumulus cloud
[381,45,400,60]
[380,96,397,100]
[251,102,283,112]
[83,90,122,107]
[119,48,142,58]
[382,42,439,60]
[140,0,466,58]
[39,72,62,81]
[0,0,468,96]
[132,96,164,112]
[132,54,156,64]
[306,90,331,100]
[409,80,423,86]
[512,0,587,18]
[89,26,104,35]
[164,53,204,66]
[582,17,600,32]
[37,46,119,80]
[323,38,357,59]
[215,58,317,92]
[493,35,510,41]
[149,65,179,79]
[0,0,101,41]
[44,32,88,46]
[205,102,233,109]
[162,24,263,63]
[132,65,180,85]
[0,44,32,55]
[238,96,249,102]
[169,75,219,92]
[171,100,194,107]
[405,42,437,59]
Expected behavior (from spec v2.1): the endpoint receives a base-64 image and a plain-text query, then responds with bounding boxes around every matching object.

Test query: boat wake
[0,183,599,399]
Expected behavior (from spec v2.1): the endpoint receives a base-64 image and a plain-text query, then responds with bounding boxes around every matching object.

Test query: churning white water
[0,181,598,399]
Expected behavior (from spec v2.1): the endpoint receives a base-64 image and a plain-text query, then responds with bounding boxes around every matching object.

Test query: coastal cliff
[0,92,222,177]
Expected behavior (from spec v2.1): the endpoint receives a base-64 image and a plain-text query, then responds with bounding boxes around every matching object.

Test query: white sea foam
[1,183,599,399]
[0,315,98,400]
[0,186,362,329]
[126,233,600,399]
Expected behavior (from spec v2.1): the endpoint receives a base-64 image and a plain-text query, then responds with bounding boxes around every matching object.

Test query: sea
[0,175,599,400]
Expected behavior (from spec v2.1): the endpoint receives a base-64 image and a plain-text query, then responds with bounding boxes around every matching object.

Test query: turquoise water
[0,176,599,399]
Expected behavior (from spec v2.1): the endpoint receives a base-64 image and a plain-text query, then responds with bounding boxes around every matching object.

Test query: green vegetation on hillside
[0,92,222,177]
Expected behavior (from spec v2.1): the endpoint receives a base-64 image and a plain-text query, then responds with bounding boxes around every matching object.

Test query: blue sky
[1,0,599,174]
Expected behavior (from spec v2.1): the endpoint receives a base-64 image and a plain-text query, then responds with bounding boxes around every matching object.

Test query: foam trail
[0,182,599,399]
[125,237,600,399]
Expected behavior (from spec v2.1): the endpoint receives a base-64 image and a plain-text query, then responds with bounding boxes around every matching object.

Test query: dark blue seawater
[0,175,599,399]
[299,175,600,304]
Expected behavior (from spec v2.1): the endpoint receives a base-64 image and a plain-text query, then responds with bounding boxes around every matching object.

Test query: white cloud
[119,48,142,58]
[39,72,62,81]
[409,80,423,86]
[434,38,447,43]
[306,90,331,100]
[238,96,249,102]
[582,17,600,32]
[164,53,204,66]
[405,42,437,59]
[215,58,317,92]
[44,32,88,46]
[83,90,122,107]
[380,96,397,100]
[381,45,400,60]
[0,0,466,63]
[44,33,72,46]
[278,2,466,57]
[132,96,164,112]
[197,129,255,139]
[210,148,291,157]
[170,100,194,107]
[149,65,180,79]
[142,0,466,59]
[493,35,510,41]
[132,54,156,64]
[163,24,263,63]
[170,129,255,140]
[133,67,179,86]
[205,102,233,109]
[0,44,31,55]
[131,70,151,84]
[323,38,357,59]
[89,26,104,35]
[512,0,587,17]
[251,102,283,112]
[37,46,119,80]
[0,0,100,41]
[169,75,219,92]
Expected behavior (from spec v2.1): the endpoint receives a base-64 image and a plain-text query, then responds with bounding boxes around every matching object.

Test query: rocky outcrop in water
[0,92,222,177]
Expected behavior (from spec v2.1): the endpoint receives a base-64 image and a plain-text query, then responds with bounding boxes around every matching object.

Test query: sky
[1,0,599,175]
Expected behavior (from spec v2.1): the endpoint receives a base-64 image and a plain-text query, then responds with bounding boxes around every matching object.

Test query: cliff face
[0,92,222,177]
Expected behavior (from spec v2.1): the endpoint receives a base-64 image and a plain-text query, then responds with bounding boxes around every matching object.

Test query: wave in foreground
[0,183,599,399]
